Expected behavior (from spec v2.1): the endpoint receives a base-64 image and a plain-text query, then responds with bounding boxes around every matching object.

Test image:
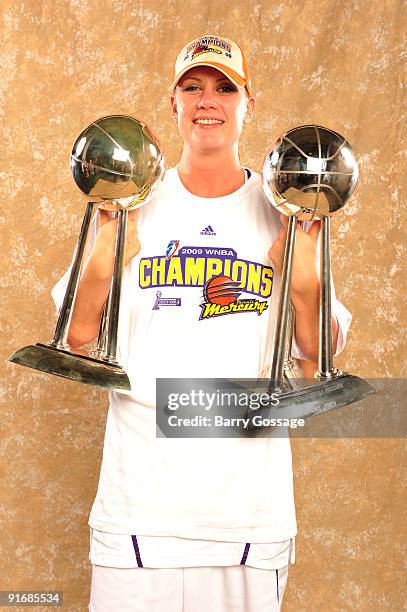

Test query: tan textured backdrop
[1,0,406,610]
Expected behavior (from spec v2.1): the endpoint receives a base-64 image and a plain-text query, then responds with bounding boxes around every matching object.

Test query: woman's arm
[268,215,339,362]
[67,209,141,348]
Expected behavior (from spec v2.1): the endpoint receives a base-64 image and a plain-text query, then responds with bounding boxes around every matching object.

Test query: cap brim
[172,62,246,92]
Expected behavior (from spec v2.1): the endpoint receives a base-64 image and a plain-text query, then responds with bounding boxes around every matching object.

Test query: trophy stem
[100,209,128,364]
[92,302,108,359]
[316,216,338,379]
[282,303,298,388]
[284,303,295,368]
[269,216,297,389]
[51,201,97,350]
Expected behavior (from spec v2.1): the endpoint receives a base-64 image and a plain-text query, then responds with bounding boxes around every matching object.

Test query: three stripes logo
[200,225,216,236]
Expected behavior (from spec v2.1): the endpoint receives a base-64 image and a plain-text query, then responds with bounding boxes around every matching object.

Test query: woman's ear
[170,94,178,122]
[244,96,256,124]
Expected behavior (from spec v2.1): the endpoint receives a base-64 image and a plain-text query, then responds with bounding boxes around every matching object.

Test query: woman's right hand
[86,208,141,280]
[68,207,141,347]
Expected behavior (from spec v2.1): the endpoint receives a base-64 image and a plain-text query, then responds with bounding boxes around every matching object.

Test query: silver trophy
[9,115,165,391]
[261,124,374,419]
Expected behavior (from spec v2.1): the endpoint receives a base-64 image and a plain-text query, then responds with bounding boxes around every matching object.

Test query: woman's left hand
[268,214,320,298]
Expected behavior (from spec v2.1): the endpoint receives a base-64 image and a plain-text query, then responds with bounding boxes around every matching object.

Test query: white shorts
[89,563,289,611]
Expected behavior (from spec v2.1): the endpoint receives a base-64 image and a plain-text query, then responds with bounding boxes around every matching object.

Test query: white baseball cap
[172,35,252,96]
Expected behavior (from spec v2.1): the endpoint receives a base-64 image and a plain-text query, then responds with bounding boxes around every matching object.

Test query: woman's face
[171,66,254,155]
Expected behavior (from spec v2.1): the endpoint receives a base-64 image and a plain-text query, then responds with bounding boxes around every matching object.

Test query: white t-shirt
[52,167,351,569]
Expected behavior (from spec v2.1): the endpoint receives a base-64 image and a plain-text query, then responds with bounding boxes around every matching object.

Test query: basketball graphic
[203,275,241,306]
[193,44,209,57]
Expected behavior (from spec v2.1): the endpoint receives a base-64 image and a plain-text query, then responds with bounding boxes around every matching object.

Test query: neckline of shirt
[170,166,260,206]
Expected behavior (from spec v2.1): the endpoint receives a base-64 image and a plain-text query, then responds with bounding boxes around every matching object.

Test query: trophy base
[8,343,131,391]
[248,373,374,429]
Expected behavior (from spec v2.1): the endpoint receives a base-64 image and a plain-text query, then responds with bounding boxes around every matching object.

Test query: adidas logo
[200,225,216,236]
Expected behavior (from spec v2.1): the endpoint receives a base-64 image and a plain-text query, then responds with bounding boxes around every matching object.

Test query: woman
[53,34,351,612]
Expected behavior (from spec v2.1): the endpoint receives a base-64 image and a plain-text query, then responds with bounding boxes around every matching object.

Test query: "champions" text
[139,248,273,299]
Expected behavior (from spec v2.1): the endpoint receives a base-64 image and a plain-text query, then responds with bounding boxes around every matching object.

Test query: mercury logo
[199,275,269,320]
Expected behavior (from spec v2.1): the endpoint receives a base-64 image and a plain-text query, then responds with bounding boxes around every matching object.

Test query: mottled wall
[1,0,405,610]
